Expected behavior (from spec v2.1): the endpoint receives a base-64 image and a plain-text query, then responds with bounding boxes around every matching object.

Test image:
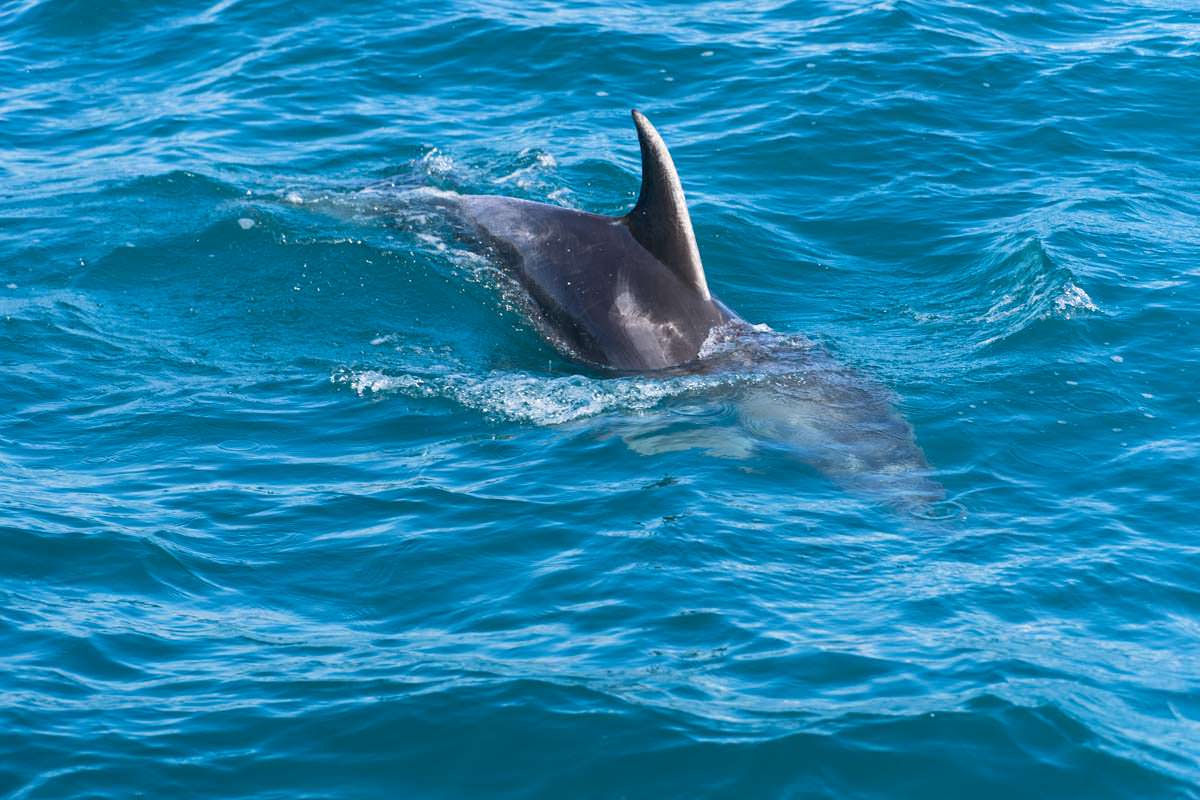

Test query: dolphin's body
[456,111,730,372]
[457,193,732,371]
[373,111,942,507]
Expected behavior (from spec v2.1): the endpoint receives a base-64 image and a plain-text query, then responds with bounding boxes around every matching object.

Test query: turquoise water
[2,0,1199,796]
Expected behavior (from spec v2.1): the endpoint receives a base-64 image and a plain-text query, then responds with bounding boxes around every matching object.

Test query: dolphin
[365,110,943,508]
[456,110,730,371]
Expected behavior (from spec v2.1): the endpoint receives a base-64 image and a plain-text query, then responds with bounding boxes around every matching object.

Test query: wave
[917,234,1100,352]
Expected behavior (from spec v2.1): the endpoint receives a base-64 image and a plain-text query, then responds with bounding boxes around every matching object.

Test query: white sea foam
[1055,283,1098,317]
[420,148,455,176]
[331,369,428,397]
[332,367,727,426]
[450,373,697,425]
[698,321,773,359]
[981,278,1099,335]
[495,149,559,191]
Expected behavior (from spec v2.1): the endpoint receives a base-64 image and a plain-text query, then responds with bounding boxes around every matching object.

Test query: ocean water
[2,0,1199,796]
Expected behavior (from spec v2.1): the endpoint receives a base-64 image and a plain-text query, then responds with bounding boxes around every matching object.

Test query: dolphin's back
[459,195,730,371]
[378,110,942,508]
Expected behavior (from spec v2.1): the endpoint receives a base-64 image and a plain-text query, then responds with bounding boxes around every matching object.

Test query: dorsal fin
[622,109,711,300]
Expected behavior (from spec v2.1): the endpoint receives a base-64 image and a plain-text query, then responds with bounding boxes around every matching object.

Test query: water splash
[972,236,1100,349]
[332,365,724,425]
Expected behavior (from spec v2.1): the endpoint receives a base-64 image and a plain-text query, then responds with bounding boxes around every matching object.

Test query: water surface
[2,1,1199,797]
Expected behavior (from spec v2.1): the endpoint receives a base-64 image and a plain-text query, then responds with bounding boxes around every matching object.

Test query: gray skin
[457,195,733,370]
[403,110,941,507]
[457,110,730,371]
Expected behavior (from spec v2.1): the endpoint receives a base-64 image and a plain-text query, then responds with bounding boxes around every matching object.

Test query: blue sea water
[2,0,1199,796]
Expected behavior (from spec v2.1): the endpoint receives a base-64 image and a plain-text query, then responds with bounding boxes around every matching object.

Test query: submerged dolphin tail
[624,110,711,301]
